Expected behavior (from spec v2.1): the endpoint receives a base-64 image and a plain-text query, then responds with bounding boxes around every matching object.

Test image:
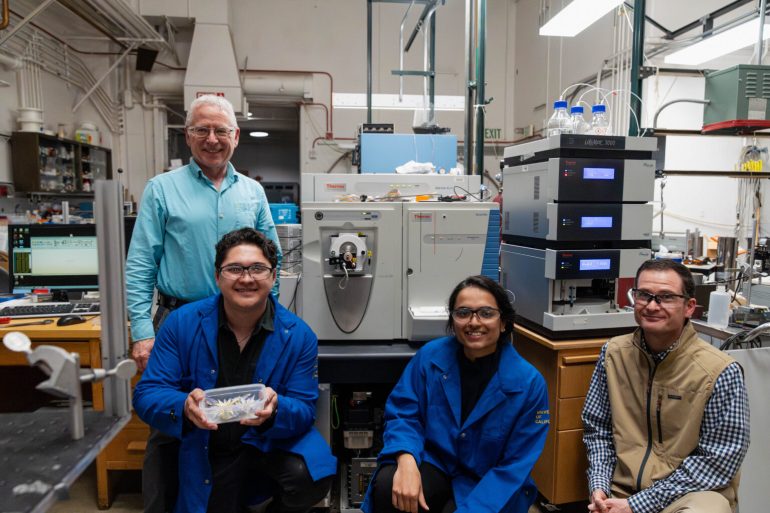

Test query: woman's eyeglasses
[451,307,501,322]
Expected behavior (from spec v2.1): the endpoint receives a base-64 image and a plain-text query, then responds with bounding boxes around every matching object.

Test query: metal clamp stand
[2,331,136,440]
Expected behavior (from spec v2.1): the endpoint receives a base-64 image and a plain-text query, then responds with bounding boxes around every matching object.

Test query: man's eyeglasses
[451,307,501,322]
[219,264,274,281]
[186,126,236,139]
[631,288,689,307]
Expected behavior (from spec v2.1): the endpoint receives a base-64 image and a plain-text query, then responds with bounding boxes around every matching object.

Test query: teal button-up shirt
[126,160,281,342]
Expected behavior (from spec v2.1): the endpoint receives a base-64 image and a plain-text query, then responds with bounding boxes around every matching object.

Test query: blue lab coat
[362,336,550,513]
[133,294,337,513]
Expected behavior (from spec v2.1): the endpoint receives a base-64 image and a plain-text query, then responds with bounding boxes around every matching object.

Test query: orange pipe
[0,0,9,30]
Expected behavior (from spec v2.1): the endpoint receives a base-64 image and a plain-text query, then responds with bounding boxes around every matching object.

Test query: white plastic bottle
[546,100,573,137]
[590,104,611,136]
[707,285,731,328]
[569,106,590,135]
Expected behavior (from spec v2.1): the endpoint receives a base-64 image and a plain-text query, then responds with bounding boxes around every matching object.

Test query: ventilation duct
[184,23,246,115]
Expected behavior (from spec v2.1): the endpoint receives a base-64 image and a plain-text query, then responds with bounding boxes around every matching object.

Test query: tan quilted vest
[604,322,739,509]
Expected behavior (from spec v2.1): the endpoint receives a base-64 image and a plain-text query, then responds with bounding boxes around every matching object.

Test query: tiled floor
[49,464,143,513]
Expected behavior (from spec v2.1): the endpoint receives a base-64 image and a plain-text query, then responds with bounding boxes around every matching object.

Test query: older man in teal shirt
[126,94,281,513]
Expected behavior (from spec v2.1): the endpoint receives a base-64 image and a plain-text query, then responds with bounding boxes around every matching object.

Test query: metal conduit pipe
[0,51,22,70]
[9,32,116,110]
[4,28,121,132]
[757,0,767,64]
[143,69,313,99]
[652,98,710,129]
[102,0,165,42]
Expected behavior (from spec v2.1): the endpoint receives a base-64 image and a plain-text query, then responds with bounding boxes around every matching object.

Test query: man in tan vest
[582,259,749,513]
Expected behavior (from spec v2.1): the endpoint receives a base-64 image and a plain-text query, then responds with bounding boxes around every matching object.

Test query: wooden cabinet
[96,373,149,508]
[513,325,605,505]
[11,131,112,194]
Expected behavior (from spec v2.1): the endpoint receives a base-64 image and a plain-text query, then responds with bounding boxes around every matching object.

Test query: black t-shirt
[458,342,501,424]
[208,298,274,456]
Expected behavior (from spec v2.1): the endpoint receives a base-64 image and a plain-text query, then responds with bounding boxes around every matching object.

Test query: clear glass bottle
[569,106,590,135]
[590,104,611,136]
[546,100,573,137]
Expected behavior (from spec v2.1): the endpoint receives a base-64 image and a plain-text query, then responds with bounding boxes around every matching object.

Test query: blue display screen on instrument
[580,216,613,228]
[583,167,615,180]
[579,258,612,271]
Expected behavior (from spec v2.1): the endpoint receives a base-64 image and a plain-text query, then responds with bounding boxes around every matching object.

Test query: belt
[157,292,189,310]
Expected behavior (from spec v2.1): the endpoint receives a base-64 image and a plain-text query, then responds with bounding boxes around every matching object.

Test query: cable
[326,151,351,173]
[331,395,340,430]
[287,272,302,313]
[338,266,350,290]
[453,185,488,202]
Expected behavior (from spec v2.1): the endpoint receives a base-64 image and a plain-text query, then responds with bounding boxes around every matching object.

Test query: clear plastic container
[199,383,266,424]
[707,285,731,329]
[546,100,573,137]
[590,104,611,135]
[569,106,591,135]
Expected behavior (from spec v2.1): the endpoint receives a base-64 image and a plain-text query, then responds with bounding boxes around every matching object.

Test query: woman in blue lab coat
[362,275,549,513]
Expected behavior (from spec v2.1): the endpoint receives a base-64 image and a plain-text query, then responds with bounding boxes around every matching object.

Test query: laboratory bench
[0,317,142,509]
[0,410,129,513]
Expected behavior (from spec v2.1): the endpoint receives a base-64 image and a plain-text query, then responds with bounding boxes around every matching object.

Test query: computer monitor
[9,224,99,294]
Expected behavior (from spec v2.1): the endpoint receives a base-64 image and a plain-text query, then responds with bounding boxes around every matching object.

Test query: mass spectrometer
[300,178,500,342]
[301,203,402,341]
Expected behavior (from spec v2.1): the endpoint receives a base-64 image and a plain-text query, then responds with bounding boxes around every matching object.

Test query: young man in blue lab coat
[133,228,335,513]
[126,94,281,513]
[362,275,550,513]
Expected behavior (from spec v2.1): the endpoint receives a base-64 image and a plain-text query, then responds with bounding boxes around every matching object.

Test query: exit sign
[484,128,501,139]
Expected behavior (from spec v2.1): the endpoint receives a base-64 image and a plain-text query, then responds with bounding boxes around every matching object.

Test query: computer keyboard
[0,302,100,319]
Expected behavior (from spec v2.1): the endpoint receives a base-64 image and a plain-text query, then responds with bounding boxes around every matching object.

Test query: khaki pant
[660,491,732,513]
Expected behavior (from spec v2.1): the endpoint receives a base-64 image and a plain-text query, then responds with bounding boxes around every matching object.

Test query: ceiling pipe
[0,50,21,69]
[144,70,311,99]
[57,0,129,50]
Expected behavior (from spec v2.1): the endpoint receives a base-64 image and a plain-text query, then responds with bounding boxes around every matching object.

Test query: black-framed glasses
[631,288,689,307]
[219,264,274,280]
[451,307,501,322]
[186,126,236,139]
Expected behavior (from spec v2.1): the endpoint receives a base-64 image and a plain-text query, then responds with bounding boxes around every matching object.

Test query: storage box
[199,383,266,424]
[704,65,770,124]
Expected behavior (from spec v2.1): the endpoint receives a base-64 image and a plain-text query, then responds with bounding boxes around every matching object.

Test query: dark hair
[446,275,516,335]
[635,259,694,298]
[215,228,278,271]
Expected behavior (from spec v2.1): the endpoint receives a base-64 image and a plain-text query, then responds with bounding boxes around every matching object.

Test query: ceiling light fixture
[664,18,770,65]
[249,131,269,138]
[539,0,624,37]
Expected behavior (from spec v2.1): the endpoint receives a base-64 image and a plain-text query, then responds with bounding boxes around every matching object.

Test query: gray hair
[186,95,238,127]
